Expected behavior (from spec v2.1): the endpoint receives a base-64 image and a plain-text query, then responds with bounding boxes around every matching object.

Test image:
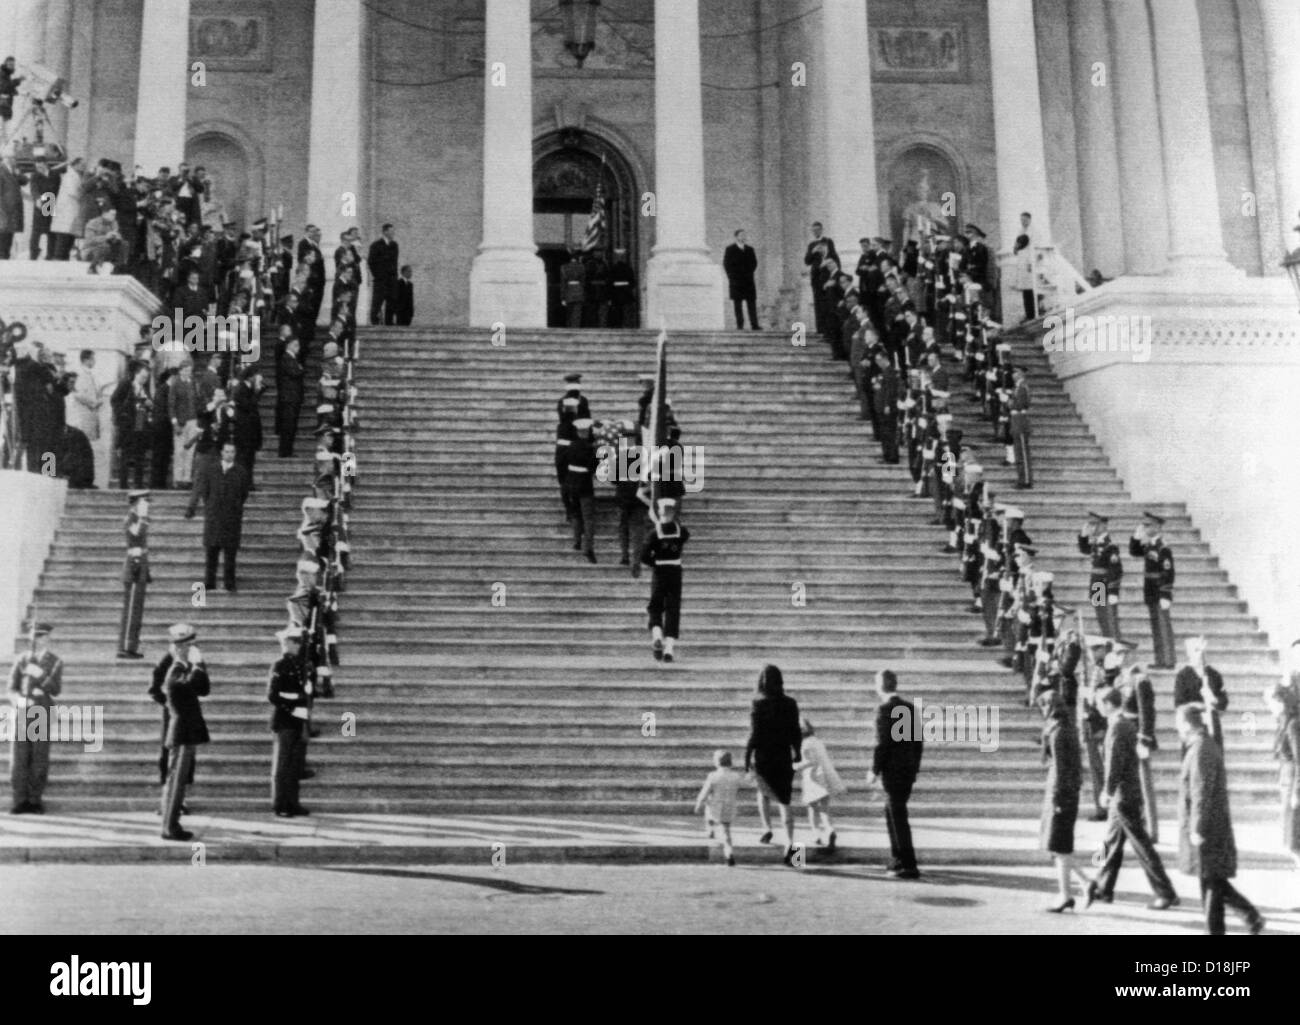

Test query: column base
[1163,255,1246,285]
[469,247,547,328]
[645,250,725,330]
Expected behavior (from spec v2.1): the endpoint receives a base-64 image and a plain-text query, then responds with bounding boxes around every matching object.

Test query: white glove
[23,664,44,680]
[1159,598,1171,611]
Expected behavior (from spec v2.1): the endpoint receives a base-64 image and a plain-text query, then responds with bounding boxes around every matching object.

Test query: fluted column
[1149,0,1237,277]
[1258,0,1300,257]
[468,0,546,328]
[306,0,368,311]
[645,0,723,329]
[132,0,190,176]
[1068,0,1124,278]
[43,0,73,139]
[820,0,879,242]
[1105,0,1167,275]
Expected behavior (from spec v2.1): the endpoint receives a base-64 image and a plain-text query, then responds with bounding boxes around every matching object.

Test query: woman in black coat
[1264,683,1300,868]
[744,664,802,864]
[1037,685,1089,912]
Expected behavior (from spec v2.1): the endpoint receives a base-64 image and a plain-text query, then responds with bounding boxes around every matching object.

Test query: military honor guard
[268,626,311,817]
[158,623,210,840]
[1008,365,1033,489]
[1078,511,1124,640]
[612,421,647,566]
[634,497,690,663]
[8,622,63,814]
[565,418,599,563]
[1130,511,1176,669]
[117,490,151,660]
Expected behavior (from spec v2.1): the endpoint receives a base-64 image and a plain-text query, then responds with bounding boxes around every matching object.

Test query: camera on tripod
[6,61,80,174]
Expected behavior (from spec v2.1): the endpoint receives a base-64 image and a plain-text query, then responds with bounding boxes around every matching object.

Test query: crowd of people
[796,217,1300,933]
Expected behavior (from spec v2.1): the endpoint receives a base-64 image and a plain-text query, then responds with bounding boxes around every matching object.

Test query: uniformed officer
[633,497,691,663]
[564,418,599,563]
[558,372,590,423]
[159,627,211,842]
[872,349,901,464]
[8,621,63,814]
[268,626,310,817]
[1078,511,1124,640]
[1008,365,1033,489]
[116,490,151,660]
[1130,511,1176,669]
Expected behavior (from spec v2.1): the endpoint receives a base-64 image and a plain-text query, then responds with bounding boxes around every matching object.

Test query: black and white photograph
[0,0,1299,984]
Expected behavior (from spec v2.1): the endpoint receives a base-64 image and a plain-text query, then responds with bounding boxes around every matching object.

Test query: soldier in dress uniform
[1130,511,1176,669]
[633,497,690,663]
[612,421,647,566]
[159,625,211,842]
[560,248,587,328]
[116,490,151,660]
[872,349,900,464]
[268,626,311,818]
[288,556,337,699]
[565,418,598,563]
[8,621,63,814]
[1008,365,1033,489]
[608,248,637,328]
[1078,511,1124,640]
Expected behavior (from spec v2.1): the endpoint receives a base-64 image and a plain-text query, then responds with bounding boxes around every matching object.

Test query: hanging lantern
[561,0,600,67]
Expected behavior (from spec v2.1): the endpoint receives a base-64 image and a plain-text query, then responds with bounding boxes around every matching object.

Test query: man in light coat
[65,350,102,442]
[47,156,86,260]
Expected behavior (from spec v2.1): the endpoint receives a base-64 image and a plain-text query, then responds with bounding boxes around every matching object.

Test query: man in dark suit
[110,360,153,490]
[1087,687,1179,909]
[723,229,759,330]
[297,225,326,344]
[1176,704,1262,934]
[964,223,991,292]
[1173,635,1228,749]
[872,669,922,878]
[159,624,210,841]
[394,265,414,326]
[367,223,400,325]
[276,336,305,457]
[0,150,27,259]
[185,440,250,592]
[803,221,839,340]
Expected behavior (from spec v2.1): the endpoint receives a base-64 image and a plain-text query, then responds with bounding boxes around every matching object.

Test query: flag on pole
[582,178,606,253]
[647,321,669,515]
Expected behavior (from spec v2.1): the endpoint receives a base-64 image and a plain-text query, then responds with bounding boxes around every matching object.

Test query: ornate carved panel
[872,24,967,83]
[190,2,273,72]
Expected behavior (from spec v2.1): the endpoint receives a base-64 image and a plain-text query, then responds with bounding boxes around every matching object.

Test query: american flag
[582,179,606,253]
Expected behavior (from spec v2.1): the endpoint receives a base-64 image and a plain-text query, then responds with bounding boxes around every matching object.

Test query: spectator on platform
[744,663,801,866]
[82,196,123,269]
[149,367,175,489]
[186,439,250,593]
[0,148,26,260]
[56,423,95,488]
[0,56,22,129]
[724,229,759,330]
[1263,683,1300,868]
[394,265,414,326]
[111,360,152,490]
[26,158,59,260]
[66,349,102,444]
[231,363,264,485]
[47,156,86,260]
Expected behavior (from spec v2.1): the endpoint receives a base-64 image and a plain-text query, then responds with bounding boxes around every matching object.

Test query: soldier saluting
[8,621,62,814]
[159,624,210,841]
[1078,511,1123,641]
[634,497,690,663]
[116,490,151,660]
[1130,511,1176,669]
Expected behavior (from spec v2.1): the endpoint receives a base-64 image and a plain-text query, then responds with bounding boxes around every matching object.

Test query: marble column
[988,0,1052,319]
[1104,0,1168,275]
[306,0,368,312]
[43,0,73,139]
[468,0,546,328]
[1258,0,1300,257]
[1148,0,1237,277]
[133,0,190,176]
[644,0,724,329]
[1068,0,1124,279]
[820,0,879,243]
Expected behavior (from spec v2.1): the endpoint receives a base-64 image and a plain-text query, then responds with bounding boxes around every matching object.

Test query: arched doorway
[534,129,640,327]
[185,131,252,230]
[886,143,965,250]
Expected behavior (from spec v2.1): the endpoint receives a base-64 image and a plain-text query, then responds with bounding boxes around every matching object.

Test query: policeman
[1078,511,1124,640]
[117,490,151,660]
[8,621,63,814]
[564,418,598,563]
[634,497,691,663]
[268,626,311,817]
[1130,511,1176,669]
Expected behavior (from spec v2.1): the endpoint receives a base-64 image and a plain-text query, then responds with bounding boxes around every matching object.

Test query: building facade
[1,0,1297,328]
